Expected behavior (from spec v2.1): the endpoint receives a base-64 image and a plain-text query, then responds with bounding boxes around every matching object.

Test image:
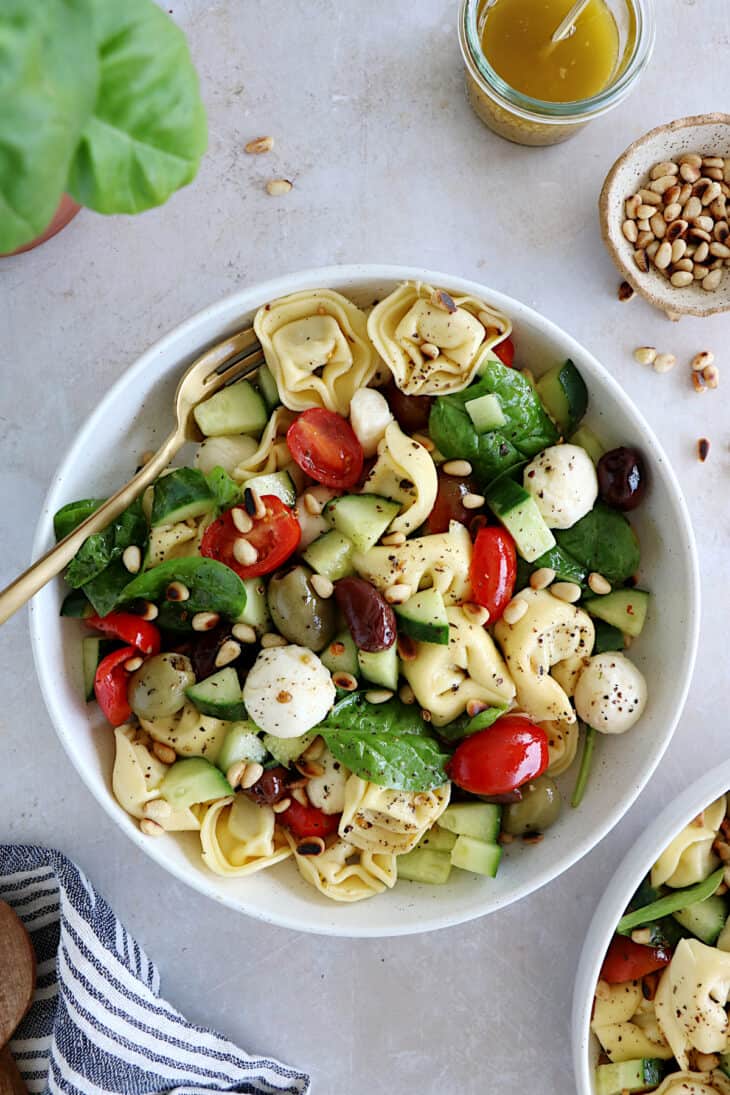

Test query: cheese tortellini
[287,835,397,903]
[111,725,200,831]
[592,980,674,1063]
[354,520,473,606]
[200,795,291,877]
[403,606,515,725]
[655,939,730,1069]
[651,796,726,889]
[362,421,438,535]
[367,281,511,395]
[139,702,230,766]
[494,589,594,724]
[254,289,383,416]
[339,776,450,855]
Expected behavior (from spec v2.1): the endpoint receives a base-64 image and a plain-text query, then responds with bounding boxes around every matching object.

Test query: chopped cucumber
[262,731,316,766]
[593,619,625,654]
[570,424,604,464]
[395,588,449,645]
[150,468,216,526]
[54,498,104,540]
[185,667,246,721]
[82,637,118,700]
[465,392,506,433]
[323,494,400,553]
[160,757,232,808]
[440,803,501,843]
[450,835,502,877]
[594,1058,667,1095]
[585,589,650,639]
[61,589,93,618]
[321,630,359,677]
[256,364,280,411]
[303,530,355,581]
[417,825,457,853]
[216,721,267,772]
[357,644,399,690]
[193,379,268,437]
[486,477,555,563]
[536,360,588,435]
[397,847,452,885]
[240,470,296,508]
[673,893,728,945]
[236,578,272,634]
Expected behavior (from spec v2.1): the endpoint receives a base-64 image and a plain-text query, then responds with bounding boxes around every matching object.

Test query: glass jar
[458,0,655,147]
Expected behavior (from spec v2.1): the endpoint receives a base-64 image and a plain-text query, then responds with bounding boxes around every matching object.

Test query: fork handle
[0,428,184,627]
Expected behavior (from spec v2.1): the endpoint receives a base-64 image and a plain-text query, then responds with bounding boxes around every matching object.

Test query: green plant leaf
[0,0,98,252]
[67,0,207,214]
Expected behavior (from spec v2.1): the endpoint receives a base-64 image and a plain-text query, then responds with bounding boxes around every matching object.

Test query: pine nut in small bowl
[600,114,730,317]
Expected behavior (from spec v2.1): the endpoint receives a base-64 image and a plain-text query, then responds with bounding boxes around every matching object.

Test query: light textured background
[1,2,728,1092]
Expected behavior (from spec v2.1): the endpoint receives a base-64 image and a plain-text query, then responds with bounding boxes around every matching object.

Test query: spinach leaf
[435,705,507,746]
[429,361,558,485]
[67,0,207,215]
[322,692,429,736]
[0,0,98,252]
[555,503,640,585]
[54,497,105,541]
[121,556,246,618]
[324,732,450,792]
[206,466,241,511]
[65,498,147,588]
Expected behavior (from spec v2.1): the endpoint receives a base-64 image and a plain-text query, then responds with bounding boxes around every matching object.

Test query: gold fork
[0,326,264,626]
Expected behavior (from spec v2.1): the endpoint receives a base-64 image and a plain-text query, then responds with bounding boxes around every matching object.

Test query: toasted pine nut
[691,351,714,372]
[140,818,164,837]
[240,761,265,789]
[226,761,247,789]
[272,797,292,814]
[266,178,292,196]
[442,459,473,477]
[653,353,676,373]
[124,655,144,672]
[332,671,358,691]
[192,611,220,632]
[215,639,242,668]
[384,583,412,604]
[166,581,190,602]
[365,689,394,704]
[232,508,254,534]
[530,567,556,590]
[381,531,406,546]
[462,602,490,626]
[310,574,334,598]
[152,741,176,765]
[633,346,657,366]
[588,572,612,596]
[703,269,723,291]
[622,219,638,243]
[122,545,142,574]
[502,598,528,625]
[551,581,582,603]
[399,683,416,704]
[703,364,720,389]
[462,492,485,510]
[143,798,171,820]
[671,271,694,288]
[261,632,287,648]
[245,135,274,154]
[232,622,257,643]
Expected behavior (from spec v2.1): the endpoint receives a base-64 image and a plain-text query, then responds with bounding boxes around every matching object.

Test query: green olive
[128,653,195,720]
[267,565,337,652]
[502,775,562,836]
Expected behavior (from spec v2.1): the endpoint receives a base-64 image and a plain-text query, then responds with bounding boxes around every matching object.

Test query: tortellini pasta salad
[55,280,651,906]
[591,795,730,1095]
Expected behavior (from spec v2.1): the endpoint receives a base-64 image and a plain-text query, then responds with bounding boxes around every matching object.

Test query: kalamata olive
[334,576,396,653]
[424,470,483,534]
[597,447,647,511]
[382,380,433,433]
[128,653,195,719]
[267,565,338,652]
[245,765,291,805]
[501,775,562,836]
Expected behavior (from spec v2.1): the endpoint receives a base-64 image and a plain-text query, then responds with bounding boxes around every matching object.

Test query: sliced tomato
[200,497,300,579]
[287,408,364,489]
[446,715,549,796]
[85,613,160,655]
[94,645,137,726]
[494,337,515,368]
[275,798,341,840]
[470,527,517,622]
[599,935,672,984]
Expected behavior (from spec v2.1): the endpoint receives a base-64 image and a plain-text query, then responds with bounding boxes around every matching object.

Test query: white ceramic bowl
[29,264,700,937]
[572,759,730,1094]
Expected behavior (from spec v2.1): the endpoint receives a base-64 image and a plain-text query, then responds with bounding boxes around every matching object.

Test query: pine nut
[240,761,265,789]
[462,492,485,510]
[232,508,253,534]
[215,639,241,668]
[588,572,612,595]
[649,175,677,195]
[671,239,687,263]
[653,241,672,270]
[662,203,682,223]
[232,622,257,643]
[680,162,701,183]
[693,241,710,263]
[272,797,292,814]
[311,574,334,598]
[530,567,556,590]
[384,583,412,604]
[124,655,144,672]
[381,531,406,546]
[625,195,641,219]
[502,598,528,625]
[266,178,292,196]
[152,741,176,765]
[332,671,358,691]
[192,611,220,631]
[399,683,416,705]
[637,190,661,206]
[420,342,440,360]
[691,351,714,372]
[649,212,666,239]
[671,271,694,288]
[462,602,490,626]
[226,761,247,789]
[636,204,656,220]
[442,459,472,476]
[703,269,723,291]
[622,220,638,243]
[551,581,582,603]
[166,581,190,602]
[143,798,171,820]
[122,545,142,574]
[233,538,258,566]
[653,353,676,373]
[245,135,274,154]
[140,818,164,837]
[261,632,287,648]
[365,689,394,704]
[703,364,720,389]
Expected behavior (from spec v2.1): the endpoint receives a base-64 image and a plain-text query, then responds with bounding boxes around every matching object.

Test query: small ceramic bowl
[572,758,730,1094]
[600,114,730,317]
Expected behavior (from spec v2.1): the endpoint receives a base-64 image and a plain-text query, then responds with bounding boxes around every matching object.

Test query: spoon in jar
[0,902,36,1095]
[550,0,591,43]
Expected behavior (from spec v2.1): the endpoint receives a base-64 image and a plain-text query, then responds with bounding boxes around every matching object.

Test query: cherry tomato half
[287,408,364,489]
[470,527,517,622]
[599,935,672,984]
[275,798,341,840]
[446,715,549,796]
[201,497,300,579]
[85,612,161,655]
[94,645,137,726]
[493,337,515,368]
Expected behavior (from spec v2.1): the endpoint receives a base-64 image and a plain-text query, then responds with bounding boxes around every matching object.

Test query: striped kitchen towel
[0,846,310,1095]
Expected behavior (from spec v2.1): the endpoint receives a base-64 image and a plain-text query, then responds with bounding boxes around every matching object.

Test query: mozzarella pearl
[243,645,335,738]
[349,388,393,457]
[523,444,598,530]
[574,652,647,734]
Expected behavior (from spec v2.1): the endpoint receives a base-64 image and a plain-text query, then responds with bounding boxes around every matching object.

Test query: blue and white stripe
[0,847,310,1095]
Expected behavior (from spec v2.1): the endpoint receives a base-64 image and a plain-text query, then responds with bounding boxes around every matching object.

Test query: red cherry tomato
[424,471,483,534]
[275,798,341,840]
[94,645,137,726]
[200,497,300,579]
[493,337,515,368]
[599,935,672,984]
[287,408,364,489]
[446,715,549,796]
[470,527,517,622]
[85,613,161,655]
